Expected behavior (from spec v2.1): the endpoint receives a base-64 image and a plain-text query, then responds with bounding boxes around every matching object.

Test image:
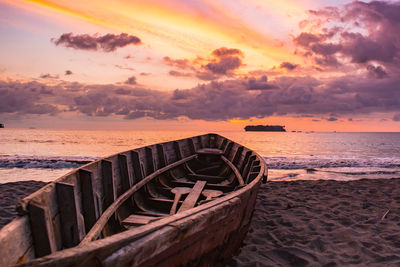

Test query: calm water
[1,129,400,183]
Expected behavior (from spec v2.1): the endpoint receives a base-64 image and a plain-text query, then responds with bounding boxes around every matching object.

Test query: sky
[1,0,400,131]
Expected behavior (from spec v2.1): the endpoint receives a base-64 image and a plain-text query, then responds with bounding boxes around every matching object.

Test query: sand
[0,180,46,229]
[1,179,400,266]
[229,179,400,266]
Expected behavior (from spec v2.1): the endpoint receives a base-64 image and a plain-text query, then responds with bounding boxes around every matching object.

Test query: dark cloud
[124,76,137,85]
[140,72,151,76]
[52,33,141,52]
[393,114,400,122]
[40,73,59,79]
[280,62,299,70]
[247,76,277,90]
[205,56,242,75]
[367,65,388,79]
[211,47,243,57]
[65,70,73,75]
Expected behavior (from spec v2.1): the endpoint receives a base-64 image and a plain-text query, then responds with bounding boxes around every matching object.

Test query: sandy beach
[230,179,400,266]
[1,179,400,266]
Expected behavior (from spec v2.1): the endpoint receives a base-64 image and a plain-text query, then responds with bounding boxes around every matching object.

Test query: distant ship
[244,125,286,132]
[0,123,4,128]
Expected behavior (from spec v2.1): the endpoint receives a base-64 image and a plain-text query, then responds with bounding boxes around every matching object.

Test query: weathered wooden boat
[0,133,267,266]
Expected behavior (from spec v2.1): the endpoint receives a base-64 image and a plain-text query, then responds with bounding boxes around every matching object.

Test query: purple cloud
[294,1,400,69]
[124,76,137,85]
[279,62,298,70]
[40,73,59,79]
[168,70,192,77]
[52,33,141,52]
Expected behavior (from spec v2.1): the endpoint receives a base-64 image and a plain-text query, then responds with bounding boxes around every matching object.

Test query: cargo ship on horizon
[244,125,286,132]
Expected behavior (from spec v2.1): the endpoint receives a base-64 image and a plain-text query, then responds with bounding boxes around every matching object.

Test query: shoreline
[1,179,400,265]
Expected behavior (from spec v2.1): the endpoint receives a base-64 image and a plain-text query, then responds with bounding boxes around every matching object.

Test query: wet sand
[1,179,400,266]
[230,179,400,266]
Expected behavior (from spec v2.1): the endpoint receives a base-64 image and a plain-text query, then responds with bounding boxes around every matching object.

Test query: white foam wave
[0,155,97,169]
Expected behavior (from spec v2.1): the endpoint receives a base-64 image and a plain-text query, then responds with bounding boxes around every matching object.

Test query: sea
[1,129,400,183]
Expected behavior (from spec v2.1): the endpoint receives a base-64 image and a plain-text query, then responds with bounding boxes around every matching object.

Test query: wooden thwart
[177,180,207,213]
[122,215,160,227]
[196,148,224,155]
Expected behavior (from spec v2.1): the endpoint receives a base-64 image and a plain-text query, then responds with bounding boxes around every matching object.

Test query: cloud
[393,114,400,122]
[163,56,193,70]
[279,62,298,70]
[247,76,277,90]
[65,70,73,75]
[124,76,137,85]
[367,65,388,79]
[3,64,400,121]
[168,70,192,77]
[40,73,59,79]
[294,1,400,69]
[206,56,242,75]
[52,33,141,52]
[326,117,338,121]
[211,47,243,57]
[0,81,60,115]
[164,47,244,80]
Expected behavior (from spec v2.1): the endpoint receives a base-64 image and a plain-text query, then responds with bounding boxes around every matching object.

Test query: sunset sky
[1,0,400,131]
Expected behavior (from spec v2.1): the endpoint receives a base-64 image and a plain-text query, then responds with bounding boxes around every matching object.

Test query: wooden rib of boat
[0,133,267,266]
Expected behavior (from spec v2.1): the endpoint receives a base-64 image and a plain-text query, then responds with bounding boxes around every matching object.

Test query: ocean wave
[264,156,400,170]
[0,156,97,169]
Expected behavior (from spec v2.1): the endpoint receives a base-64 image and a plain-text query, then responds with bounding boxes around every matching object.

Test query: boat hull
[0,133,266,266]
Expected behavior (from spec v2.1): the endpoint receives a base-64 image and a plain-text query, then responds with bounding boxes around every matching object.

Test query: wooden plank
[131,151,144,181]
[188,138,196,154]
[197,136,203,149]
[219,138,227,151]
[100,160,119,237]
[239,151,252,175]
[173,141,183,160]
[209,134,217,148]
[223,142,233,159]
[122,215,160,226]
[177,180,207,213]
[196,148,223,155]
[101,160,114,210]
[78,169,98,234]
[242,155,256,180]
[56,182,83,248]
[28,202,56,257]
[145,147,155,175]
[221,156,245,186]
[118,155,131,194]
[232,146,244,166]
[79,154,197,246]
[156,144,166,169]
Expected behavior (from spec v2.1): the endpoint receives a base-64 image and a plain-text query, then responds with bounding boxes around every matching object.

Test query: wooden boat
[0,133,267,266]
